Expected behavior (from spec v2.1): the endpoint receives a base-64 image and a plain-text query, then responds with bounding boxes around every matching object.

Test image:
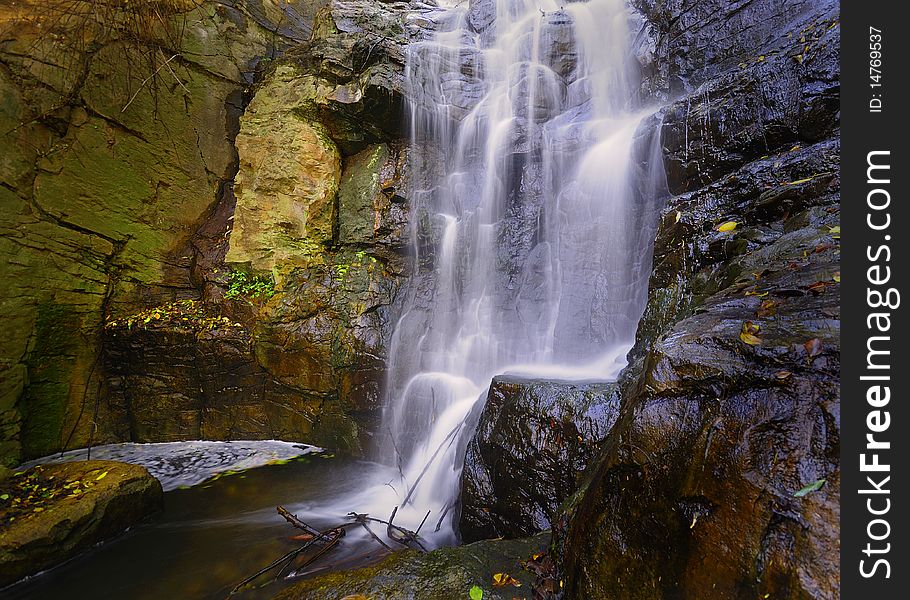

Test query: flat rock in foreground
[273,534,549,600]
[0,460,162,587]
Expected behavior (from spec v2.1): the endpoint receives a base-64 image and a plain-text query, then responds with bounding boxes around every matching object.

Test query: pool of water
[5,454,400,600]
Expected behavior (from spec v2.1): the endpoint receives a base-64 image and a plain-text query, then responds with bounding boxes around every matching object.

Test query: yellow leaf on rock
[492,573,521,588]
[716,221,738,233]
[740,332,762,346]
[740,321,762,346]
[96,471,108,481]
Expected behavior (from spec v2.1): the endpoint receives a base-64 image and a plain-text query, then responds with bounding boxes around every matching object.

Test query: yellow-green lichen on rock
[227,64,342,272]
[0,0,322,466]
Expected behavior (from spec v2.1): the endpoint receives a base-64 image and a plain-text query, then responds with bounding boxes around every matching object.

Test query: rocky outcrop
[557,1,840,599]
[460,376,620,542]
[0,460,162,586]
[0,0,419,464]
[0,0,323,466]
[273,534,549,600]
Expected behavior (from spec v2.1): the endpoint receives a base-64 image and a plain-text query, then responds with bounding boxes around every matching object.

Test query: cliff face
[0,0,415,464]
[556,1,840,598]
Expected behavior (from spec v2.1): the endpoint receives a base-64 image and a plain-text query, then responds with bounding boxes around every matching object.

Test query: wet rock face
[559,1,840,598]
[1,0,416,463]
[460,376,620,542]
[0,0,322,465]
[0,460,162,587]
[103,317,365,452]
[198,0,420,454]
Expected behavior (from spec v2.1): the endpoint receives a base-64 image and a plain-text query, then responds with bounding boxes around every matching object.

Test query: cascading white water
[305,0,664,549]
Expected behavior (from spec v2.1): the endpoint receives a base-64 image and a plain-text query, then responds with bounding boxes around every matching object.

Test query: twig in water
[415,510,432,536]
[277,505,321,536]
[402,422,462,506]
[347,512,394,551]
[434,503,452,533]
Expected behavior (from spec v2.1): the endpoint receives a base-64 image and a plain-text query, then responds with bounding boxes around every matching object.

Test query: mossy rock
[0,460,162,587]
[273,534,549,600]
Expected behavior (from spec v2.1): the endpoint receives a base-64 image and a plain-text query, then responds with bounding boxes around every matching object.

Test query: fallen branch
[434,503,452,533]
[277,505,321,536]
[402,422,462,506]
[347,512,394,551]
[229,504,430,597]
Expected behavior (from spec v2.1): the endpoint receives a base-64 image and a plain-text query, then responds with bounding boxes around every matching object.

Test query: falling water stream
[325,0,665,547]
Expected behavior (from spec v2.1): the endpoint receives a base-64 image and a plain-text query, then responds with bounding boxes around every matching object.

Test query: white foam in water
[322,0,665,547]
[20,441,321,491]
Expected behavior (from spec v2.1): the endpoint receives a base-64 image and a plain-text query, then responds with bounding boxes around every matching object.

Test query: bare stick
[289,535,342,576]
[434,503,452,533]
[361,520,394,551]
[277,505,321,535]
[402,422,462,506]
[415,510,432,536]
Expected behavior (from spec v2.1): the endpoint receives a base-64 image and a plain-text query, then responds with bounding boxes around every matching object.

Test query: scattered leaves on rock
[0,465,114,522]
[105,299,246,332]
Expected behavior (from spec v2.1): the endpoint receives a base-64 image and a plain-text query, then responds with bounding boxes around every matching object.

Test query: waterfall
[331,0,664,547]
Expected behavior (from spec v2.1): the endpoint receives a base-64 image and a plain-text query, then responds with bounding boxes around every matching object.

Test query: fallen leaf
[740,321,762,345]
[757,299,777,317]
[290,534,315,542]
[675,211,682,223]
[828,225,840,235]
[0,494,9,501]
[774,370,792,380]
[794,478,826,497]
[469,585,484,600]
[833,271,841,283]
[492,573,521,588]
[740,332,762,346]
[804,338,823,358]
[716,220,738,233]
[95,471,108,481]
[807,281,832,295]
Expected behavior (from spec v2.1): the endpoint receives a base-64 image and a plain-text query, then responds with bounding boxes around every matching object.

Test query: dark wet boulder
[273,533,549,600]
[0,460,162,587]
[460,376,620,542]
